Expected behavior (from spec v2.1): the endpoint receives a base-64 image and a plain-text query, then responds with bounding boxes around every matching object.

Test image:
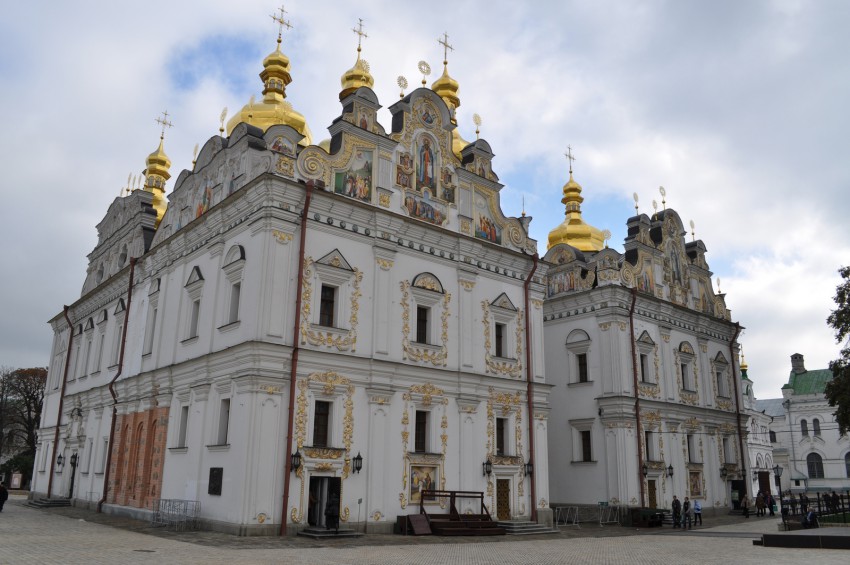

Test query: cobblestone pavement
[1,495,847,564]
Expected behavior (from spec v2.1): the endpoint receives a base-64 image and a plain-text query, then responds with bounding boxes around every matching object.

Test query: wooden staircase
[416,490,505,536]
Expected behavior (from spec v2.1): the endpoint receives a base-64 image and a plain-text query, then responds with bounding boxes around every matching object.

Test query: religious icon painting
[358,109,370,130]
[418,101,438,128]
[473,193,502,244]
[395,151,414,189]
[333,149,374,202]
[403,191,447,226]
[689,471,702,496]
[271,136,296,158]
[440,166,456,203]
[637,260,655,295]
[409,464,440,505]
[195,176,215,219]
[547,270,577,297]
[415,136,438,193]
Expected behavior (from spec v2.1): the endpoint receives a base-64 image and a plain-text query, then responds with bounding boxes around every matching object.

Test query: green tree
[825,266,850,436]
[0,367,46,486]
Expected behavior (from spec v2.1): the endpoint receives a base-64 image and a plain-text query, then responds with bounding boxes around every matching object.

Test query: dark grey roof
[754,398,786,417]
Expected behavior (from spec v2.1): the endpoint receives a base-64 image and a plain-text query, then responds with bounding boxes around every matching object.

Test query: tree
[825,266,850,436]
[2,367,47,457]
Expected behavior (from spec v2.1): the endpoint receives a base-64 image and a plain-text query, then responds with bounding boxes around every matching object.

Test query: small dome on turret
[547,156,605,252]
[143,113,172,228]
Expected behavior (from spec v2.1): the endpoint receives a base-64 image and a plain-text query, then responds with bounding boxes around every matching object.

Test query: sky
[1,0,848,399]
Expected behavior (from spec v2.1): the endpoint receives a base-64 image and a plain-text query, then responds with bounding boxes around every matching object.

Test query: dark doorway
[496,479,511,520]
[730,479,745,509]
[647,480,657,509]
[308,476,341,527]
[757,471,771,495]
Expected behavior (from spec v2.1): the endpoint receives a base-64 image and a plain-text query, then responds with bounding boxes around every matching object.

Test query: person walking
[789,493,798,515]
[800,493,809,515]
[694,499,702,526]
[756,491,765,517]
[683,497,694,530]
[0,482,8,512]
[768,493,776,516]
[672,495,682,528]
[830,491,840,514]
[741,494,750,518]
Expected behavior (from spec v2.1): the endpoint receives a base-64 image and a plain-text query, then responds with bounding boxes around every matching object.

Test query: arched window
[813,419,821,436]
[800,419,808,436]
[806,453,824,479]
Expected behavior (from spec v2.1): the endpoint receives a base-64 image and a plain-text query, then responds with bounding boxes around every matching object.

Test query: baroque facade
[542,170,749,514]
[32,18,551,535]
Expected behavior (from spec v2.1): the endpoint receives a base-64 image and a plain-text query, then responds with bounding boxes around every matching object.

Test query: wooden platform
[408,490,506,536]
[758,527,850,550]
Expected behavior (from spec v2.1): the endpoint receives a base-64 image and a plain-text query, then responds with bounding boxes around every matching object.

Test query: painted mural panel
[547,270,577,296]
[440,166,456,203]
[415,136,437,193]
[334,149,373,202]
[637,260,656,295]
[270,136,296,158]
[410,464,439,505]
[473,193,501,244]
[395,151,414,189]
[404,191,447,226]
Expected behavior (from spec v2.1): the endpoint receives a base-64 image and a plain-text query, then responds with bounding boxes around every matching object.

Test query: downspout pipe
[48,305,75,499]
[97,257,136,512]
[728,322,746,497]
[629,288,647,507]
[280,179,315,536]
[523,253,539,522]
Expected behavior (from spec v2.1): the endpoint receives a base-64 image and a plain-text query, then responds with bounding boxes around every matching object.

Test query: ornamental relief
[486,388,526,507]
[400,280,451,366]
[300,257,363,351]
[399,383,449,509]
[481,300,523,378]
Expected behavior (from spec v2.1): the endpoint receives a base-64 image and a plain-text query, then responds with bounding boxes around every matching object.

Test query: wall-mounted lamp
[482,458,493,477]
[525,461,534,477]
[56,453,65,468]
[642,463,648,478]
[290,449,301,473]
[720,467,728,479]
[353,452,363,474]
[667,464,674,477]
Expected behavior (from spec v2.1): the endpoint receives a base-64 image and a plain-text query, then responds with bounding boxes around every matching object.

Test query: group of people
[739,490,777,518]
[671,495,702,529]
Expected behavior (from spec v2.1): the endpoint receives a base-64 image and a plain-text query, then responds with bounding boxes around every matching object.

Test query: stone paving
[1,494,847,564]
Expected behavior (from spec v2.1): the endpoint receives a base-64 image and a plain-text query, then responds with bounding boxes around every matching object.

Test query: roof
[754,398,786,418]
[781,369,833,395]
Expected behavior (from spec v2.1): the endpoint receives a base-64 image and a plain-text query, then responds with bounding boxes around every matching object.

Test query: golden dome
[143,136,170,229]
[340,52,374,100]
[451,128,468,160]
[431,64,460,115]
[226,40,313,145]
[547,173,604,252]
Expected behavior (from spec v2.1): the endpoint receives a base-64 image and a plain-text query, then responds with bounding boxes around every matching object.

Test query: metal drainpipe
[523,253,539,522]
[628,288,647,507]
[48,306,75,499]
[728,322,746,497]
[97,257,136,512]
[280,180,315,536]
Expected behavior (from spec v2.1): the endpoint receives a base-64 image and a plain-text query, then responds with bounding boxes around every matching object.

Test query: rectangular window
[580,430,592,462]
[769,430,777,443]
[189,299,201,338]
[319,285,336,327]
[681,363,692,390]
[228,283,241,324]
[722,437,731,463]
[495,323,506,358]
[83,438,93,473]
[216,398,231,445]
[687,434,697,462]
[645,431,656,461]
[110,323,122,366]
[416,306,430,344]
[82,338,92,376]
[577,353,588,383]
[640,354,649,382]
[94,333,105,373]
[496,417,507,455]
[98,438,109,473]
[313,400,331,447]
[716,370,728,397]
[415,410,429,452]
[177,405,189,448]
[143,307,157,355]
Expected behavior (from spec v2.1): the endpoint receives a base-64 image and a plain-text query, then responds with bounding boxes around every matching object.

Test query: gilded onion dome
[432,62,465,159]
[339,39,374,100]
[226,36,313,145]
[547,171,605,252]
[143,135,171,229]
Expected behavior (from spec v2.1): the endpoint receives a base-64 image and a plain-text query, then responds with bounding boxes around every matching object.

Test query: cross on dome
[564,145,576,174]
[270,4,293,45]
[155,110,173,140]
[438,32,454,64]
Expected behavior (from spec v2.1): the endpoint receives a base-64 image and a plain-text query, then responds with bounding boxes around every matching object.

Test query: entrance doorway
[757,472,771,495]
[308,476,341,528]
[647,480,657,509]
[496,479,511,520]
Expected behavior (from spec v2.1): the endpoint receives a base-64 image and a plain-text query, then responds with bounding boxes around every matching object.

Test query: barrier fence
[150,499,201,531]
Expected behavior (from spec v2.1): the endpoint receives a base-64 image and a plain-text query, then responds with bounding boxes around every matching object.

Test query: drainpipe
[97,257,136,512]
[48,306,75,499]
[523,253,539,522]
[784,398,802,489]
[629,288,646,507]
[280,180,315,536]
[728,322,746,497]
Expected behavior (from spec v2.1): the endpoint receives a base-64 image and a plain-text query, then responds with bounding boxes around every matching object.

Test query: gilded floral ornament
[481,301,523,378]
[400,281,451,366]
[300,258,363,351]
[271,229,293,244]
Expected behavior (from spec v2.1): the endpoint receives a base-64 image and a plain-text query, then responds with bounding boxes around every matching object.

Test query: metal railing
[150,499,201,531]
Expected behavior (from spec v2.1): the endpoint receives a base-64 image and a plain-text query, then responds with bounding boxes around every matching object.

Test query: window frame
[806,452,824,479]
[566,330,591,385]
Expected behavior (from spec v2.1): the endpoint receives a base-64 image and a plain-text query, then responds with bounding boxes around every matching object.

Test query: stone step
[26,498,72,508]
[496,520,558,535]
[297,527,364,539]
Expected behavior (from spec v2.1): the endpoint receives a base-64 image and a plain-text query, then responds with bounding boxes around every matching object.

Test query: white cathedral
[31,14,751,535]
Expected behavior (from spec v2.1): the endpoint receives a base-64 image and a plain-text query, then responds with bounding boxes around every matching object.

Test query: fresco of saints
[417,137,436,191]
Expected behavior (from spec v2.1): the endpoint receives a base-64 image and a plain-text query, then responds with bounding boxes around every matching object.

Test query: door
[496,479,511,520]
[308,477,342,527]
[647,480,657,509]
[757,472,771,495]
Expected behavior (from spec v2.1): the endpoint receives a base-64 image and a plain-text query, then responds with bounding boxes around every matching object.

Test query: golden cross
[270,5,292,43]
[438,32,454,64]
[564,145,576,174]
[352,18,367,51]
[155,110,173,139]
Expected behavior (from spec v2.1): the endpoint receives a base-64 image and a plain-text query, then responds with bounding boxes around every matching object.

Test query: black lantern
[773,465,783,478]
[290,449,302,473]
[70,452,78,467]
[57,453,65,467]
[753,469,760,478]
[353,452,363,474]
[720,467,728,479]
[667,464,674,477]
[642,463,648,477]
[483,458,493,476]
[525,461,534,477]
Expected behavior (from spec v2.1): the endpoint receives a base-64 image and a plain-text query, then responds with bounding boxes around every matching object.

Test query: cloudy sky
[1,1,848,399]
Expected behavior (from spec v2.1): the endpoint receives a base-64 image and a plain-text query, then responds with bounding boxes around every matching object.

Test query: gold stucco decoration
[300,258,363,351]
